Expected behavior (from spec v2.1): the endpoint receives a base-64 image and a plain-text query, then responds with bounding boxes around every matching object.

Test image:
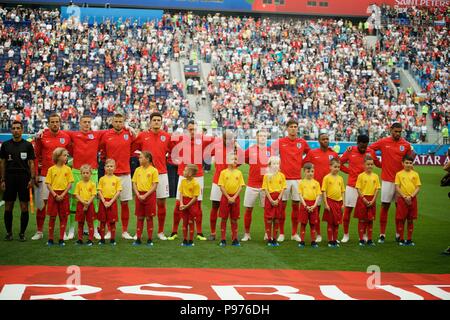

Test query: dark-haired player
[340,134,380,243]
[370,122,413,243]
[271,119,311,242]
[132,112,172,240]
[303,131,338,242]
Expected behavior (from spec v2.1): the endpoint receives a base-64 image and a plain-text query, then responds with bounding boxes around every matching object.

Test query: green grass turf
[0,165,449,274]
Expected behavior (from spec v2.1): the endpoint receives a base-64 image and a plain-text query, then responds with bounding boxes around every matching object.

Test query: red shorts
[47,191,70,217]
[322,198,343,225]
[135,191,157,218]
[396,196,418,220]
[179,197,198,222]
[354,195,376,221]
[219,194,240,220]
[264,192,283,220]
[299,200,319,225]
[75,202,95,222]
[97,198,118,223]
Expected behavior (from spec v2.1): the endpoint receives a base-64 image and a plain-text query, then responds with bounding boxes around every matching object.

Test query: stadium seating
[0,8,189,133]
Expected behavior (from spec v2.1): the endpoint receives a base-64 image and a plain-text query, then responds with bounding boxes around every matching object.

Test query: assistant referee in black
[0,120,37,241]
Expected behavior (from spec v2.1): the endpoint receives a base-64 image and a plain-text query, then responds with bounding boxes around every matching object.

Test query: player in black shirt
[0,121,37,241]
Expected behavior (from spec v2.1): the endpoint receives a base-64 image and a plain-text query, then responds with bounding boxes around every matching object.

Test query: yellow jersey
[98,175,122,199]
[74,180,97,202]
[355,172,381,196]
[132,165,159,192]
[45,165,74,191]
[262,172,287,193]
[298,178,321,201]
[218,168,246,195]
[179,178,201,199]
[321,173,345,201]
[395,170,421,196]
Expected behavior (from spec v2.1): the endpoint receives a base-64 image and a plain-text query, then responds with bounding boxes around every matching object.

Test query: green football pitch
[0,166,449,274]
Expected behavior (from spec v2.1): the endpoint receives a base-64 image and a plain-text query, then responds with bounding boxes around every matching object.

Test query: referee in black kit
[0,121,37,241]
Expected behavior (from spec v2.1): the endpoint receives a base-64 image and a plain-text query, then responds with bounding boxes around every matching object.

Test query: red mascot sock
[78,222,84,241]
[231,220,238,241]
[136,219,144,239]
[397,219,405,241]
[264,219,272,241]
[407,220,414,241]
[300,224,306,241]
[146,217,153,240]
[109,222,116,240]
[358,220,366,240]
[59,214,68,240]
[48,216,56,241]
[189,221,194,241]
[220,219,227,241]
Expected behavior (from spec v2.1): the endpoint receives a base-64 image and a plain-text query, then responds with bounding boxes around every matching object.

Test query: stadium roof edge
[1,0,372,19]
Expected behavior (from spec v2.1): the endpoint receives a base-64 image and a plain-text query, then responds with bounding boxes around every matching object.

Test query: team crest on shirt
[60,138,65,144]
[161,135,166,142]
[195,139,201,145]
[20,152,27,160]
[124,134,129,141]
[328,155,334,160]
[400,145,405,152]
[88,134,94,140]
[297,143,302,149]
[267,151,271,157]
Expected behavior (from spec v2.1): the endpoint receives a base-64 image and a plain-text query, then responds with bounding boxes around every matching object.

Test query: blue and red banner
[3,1,449,17]
[0,266,449,300]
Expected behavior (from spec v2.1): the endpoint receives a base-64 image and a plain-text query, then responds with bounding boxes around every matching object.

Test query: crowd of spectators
[0,7,193,134]
[187,12,442,143]
[379,4,449,142]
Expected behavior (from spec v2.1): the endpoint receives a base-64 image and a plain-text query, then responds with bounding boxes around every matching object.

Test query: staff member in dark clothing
[0,121,36,241]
